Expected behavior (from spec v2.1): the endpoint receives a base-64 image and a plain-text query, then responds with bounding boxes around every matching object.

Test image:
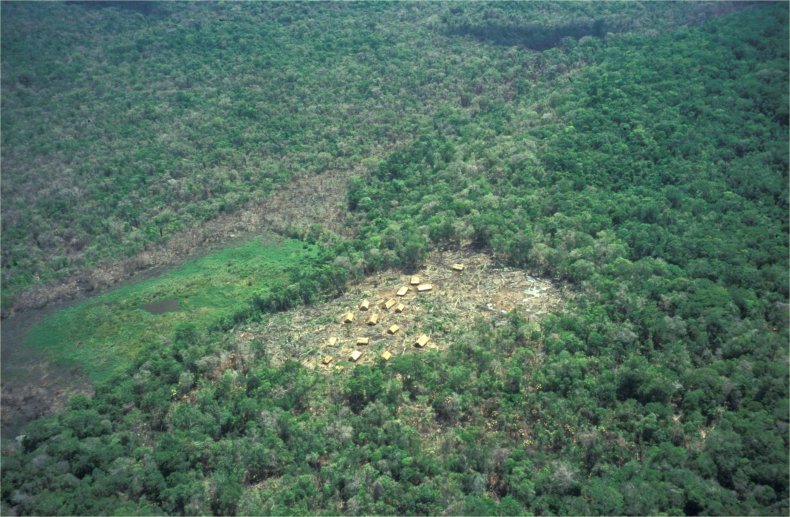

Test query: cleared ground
[233,249,567,372]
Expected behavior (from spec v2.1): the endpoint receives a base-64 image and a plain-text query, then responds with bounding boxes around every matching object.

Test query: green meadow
[26,235,319,381]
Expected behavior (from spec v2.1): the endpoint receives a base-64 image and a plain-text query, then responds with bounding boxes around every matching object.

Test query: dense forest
[1,2,788,516]
[0,0,761,309]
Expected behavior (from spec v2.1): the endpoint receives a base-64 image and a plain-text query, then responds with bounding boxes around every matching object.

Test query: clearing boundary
[232,249,567,372]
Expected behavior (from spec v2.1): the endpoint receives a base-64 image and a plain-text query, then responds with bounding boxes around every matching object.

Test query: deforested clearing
[232,250,566,371]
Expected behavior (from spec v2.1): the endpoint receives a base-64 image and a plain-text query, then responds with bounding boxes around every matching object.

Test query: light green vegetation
[26,236,318,381]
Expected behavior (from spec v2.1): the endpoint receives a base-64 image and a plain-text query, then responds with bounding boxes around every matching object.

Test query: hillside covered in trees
[1,2,788,515]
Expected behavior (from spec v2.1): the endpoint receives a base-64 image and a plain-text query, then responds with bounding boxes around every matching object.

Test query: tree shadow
[65,1,166,16]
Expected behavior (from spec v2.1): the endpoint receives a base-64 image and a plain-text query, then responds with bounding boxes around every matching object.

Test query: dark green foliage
[2,2,788,516]
[450,19,608,50]
[444,1,746,49]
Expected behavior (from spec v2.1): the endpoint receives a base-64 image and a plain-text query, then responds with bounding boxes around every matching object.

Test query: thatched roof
[415,334,430,348]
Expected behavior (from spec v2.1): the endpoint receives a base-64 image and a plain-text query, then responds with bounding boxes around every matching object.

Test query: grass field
[25,235,320,382]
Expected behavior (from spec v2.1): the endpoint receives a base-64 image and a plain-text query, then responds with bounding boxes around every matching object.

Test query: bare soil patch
[143,298,181,315]
[233,249,568,371]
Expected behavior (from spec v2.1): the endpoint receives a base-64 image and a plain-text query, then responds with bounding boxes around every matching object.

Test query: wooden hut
[395,303,405,313]
[356,337,370,346]
[396,286,409,297]
[383,298,397,310]
[417,283,433,292]
[387,324,400,335]
[342,312,354,323]
[367,313,379,326]
[410,275,420,285]
[350,350,363,362]
[415,334,430,348]
[358,299,370,311]
[322,356,334,365]
[381,351,393,361]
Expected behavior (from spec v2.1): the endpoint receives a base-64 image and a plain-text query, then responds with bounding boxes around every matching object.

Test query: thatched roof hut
[415,334,430,348]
